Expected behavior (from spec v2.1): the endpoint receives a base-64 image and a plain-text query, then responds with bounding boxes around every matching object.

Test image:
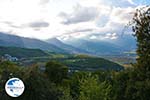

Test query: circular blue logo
[5,78,25,97]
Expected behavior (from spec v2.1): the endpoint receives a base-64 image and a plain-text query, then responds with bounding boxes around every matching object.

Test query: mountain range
[62,34,137,56]
[0,32,136,56]
[46,38,89,54]
[0,32,67,53]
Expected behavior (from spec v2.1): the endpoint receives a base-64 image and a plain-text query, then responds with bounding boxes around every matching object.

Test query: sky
[0,0,150,40]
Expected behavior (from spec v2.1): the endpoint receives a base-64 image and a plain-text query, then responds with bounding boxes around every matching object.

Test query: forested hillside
[0,46,48,58]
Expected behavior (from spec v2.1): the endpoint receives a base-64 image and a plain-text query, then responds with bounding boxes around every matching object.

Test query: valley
[0,32,136,71]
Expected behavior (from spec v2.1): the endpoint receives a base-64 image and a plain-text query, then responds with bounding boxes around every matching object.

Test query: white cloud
[28,21,50,28]
[59,4,99,25]
[58,2,136,40]
[39,0,50,5]
[89,33,118,41]
[0,0,148,40]
[110,7,135,24]
[90,35,97,39]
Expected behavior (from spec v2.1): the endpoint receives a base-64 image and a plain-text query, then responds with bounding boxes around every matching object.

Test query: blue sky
[0,0,149,40]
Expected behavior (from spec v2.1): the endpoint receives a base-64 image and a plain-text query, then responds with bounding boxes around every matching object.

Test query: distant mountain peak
[46,37,89,54]
[47,37,63,45]
[0,32,67,53]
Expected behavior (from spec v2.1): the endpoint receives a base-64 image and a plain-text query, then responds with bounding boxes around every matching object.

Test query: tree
[20,65,61,100]
[123,6,150,100]
[45,61,68,84]
[0,61,22,100]
[132,7,150,73]
[78,73,112,100]
[0,62,62,100]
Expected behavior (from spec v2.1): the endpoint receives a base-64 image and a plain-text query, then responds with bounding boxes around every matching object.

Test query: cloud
[58,28,94,40]
[2,21,22,29]
[59,6,135,41]
[65,28,94,34]
[110,7,135,24]
[95,15,110,27]
[0,0,148,40]
[105,33,118,39]
[59,4,99,25]
[28,21,50,28]
[58,2,135,39]
[92,7,135,35]
[39,0,50,5]
[89,35,97,39]
[88,33,118,41]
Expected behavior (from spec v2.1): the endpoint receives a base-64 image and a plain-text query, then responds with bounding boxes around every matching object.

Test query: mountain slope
[0,32,67,53]
[46,38,89,54]
[110,34,137,50]
[62,34,136,56]
[63,39,123,55]
[61,55,124,71]
[0,33,25,47]
[0,46,48,58]
[21,38,66,53]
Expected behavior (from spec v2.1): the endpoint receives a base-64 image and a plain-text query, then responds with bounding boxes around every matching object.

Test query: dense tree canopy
[45,61,68,83]
[132,7,150,71]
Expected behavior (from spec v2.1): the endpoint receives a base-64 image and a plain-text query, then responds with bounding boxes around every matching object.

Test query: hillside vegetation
[0,46,48,58]
[28,54,124,71]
